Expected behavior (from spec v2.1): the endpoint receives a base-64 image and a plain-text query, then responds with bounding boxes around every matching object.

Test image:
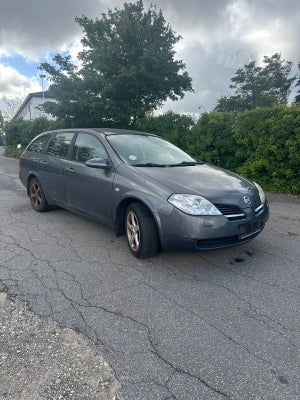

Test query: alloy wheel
[126,210,140,252]
[30,181,42,209]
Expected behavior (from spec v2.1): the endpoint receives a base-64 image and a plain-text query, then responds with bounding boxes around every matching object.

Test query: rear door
[38,131,75,205]
[65,132,115,225]
[19,133,52,186]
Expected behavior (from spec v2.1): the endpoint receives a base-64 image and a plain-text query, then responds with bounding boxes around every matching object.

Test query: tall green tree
[0,111,5,145]
[39,1,193,128]
[295,62,300,104]
[214,53,296,112]
[0,111,4,134]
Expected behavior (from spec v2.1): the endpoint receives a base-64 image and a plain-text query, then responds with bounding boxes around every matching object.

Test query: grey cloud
[0,0,107,56]
[0,0,299,113]
[163,37,256,113]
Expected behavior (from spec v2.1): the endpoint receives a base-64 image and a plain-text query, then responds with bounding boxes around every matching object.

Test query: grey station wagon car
[19,128,269,258]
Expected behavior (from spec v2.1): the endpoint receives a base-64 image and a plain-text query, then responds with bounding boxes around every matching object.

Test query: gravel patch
[0,292,120,400]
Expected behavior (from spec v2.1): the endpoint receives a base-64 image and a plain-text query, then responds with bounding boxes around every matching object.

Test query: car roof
[93,128,152,136]
[39,128,155,137]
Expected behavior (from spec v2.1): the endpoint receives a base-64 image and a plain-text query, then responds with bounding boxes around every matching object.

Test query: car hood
[136,164,257,205]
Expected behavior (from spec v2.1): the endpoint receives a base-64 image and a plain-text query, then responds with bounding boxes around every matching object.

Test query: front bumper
[158,201,270,251]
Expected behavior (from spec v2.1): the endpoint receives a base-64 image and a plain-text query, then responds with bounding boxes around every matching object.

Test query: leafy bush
[136,106,300,193]
[188,105,300,194]
[4,118,61,158]
[4,145,24,158]
[234,105,300,193]
[186,112,239,170]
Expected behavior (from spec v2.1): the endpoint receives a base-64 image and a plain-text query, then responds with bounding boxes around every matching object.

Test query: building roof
[13,91,55,120]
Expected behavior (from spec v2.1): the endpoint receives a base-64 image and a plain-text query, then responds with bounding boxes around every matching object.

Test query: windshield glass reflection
[107,134,195,166]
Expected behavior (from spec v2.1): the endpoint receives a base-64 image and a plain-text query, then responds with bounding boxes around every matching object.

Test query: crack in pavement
[75,302,233,399]
[1,230,294,398]
[143,281,275,367]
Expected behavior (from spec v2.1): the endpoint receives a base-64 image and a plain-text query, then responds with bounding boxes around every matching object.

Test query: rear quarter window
[27,134,51,153]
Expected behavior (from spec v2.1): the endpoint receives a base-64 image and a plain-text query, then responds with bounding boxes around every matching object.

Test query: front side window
[47,132,74,158]
[27,134,51,153]
[72,133,107,163]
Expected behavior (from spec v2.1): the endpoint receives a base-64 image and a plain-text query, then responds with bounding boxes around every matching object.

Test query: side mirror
[85,158,110,169]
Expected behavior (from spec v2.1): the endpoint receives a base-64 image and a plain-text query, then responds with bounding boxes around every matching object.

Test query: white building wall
[18,96,57,120]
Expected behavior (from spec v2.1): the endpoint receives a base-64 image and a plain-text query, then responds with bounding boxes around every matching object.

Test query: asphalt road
[0,147,299,400]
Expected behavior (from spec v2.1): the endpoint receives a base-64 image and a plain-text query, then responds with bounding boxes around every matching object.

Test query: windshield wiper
[169,161,204,167]
[133,163,168,167]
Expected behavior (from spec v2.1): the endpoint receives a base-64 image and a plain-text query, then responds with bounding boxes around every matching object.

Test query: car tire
[125,202,159,258]
[28,177,50,212]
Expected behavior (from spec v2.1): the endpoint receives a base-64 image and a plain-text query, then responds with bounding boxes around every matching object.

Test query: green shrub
[4,145,24,159]
[5,118,60,148]
[188,105,300,194]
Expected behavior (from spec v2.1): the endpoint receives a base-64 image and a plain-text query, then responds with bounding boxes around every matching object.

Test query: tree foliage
[0,112,5,146]
[1,97,22,121]
[214,53,296,112]
[39,1,193,128]
[295,62,300,104]
[187,112,239,170]
[4,117,58,157]
[0,111,4,135]
[188,105,300,193]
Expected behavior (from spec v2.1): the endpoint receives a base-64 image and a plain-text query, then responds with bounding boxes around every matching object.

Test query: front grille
[254,196,261,209]
[253,195,264,215]
[197,236,238,248]
[196,227,263,250]
[214,204,245,220]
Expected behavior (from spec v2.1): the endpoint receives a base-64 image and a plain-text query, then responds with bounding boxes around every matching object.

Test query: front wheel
[125,203,159,258]
[28,177,49,212]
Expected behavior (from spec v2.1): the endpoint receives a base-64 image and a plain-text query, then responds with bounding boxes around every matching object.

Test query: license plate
[239,218,264,239]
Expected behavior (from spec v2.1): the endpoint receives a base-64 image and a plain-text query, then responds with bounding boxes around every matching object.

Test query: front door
[65,132,114,225]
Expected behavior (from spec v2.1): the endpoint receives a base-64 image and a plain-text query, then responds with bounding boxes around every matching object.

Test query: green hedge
[234,106,300,193]
[187,105,300,194]
[4,118,60,152]
[4,145,24,158]
[136,106,300,194]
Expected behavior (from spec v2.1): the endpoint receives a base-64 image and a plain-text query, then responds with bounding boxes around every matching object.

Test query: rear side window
[72,133,107,163]
[47,132,74,158]
[27,134,51,153]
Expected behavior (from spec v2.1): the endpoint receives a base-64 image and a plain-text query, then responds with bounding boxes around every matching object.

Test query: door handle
[40,160,48,165]
[66,167,75,173]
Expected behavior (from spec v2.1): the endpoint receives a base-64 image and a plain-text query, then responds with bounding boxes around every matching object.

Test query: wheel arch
[114,197,162,246]
[26,173,39,196]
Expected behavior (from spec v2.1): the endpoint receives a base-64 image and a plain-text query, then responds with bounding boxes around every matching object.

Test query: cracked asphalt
[0,146,300,400]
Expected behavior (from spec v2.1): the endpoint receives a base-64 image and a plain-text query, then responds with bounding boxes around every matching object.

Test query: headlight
[168,194,222,216]
[254,182,266,203]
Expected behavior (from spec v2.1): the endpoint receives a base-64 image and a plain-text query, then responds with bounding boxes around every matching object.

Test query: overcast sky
[0,0,299,118]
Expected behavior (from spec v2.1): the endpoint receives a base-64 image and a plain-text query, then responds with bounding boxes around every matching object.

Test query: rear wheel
[28,178,49,212]
[125,203,159,258]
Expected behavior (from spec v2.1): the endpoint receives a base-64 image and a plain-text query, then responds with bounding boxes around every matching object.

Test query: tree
[213,95,248,112]
[1,97,22,121]
[39,1,193,128]
[0,110,4,134]
[295,62,300,104]
[0,111,5,145]
[214,53,296,112]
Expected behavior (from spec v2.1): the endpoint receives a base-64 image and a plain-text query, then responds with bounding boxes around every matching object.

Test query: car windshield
[107,134,196,166]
